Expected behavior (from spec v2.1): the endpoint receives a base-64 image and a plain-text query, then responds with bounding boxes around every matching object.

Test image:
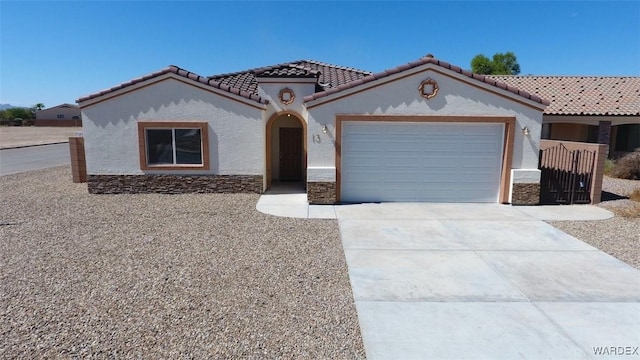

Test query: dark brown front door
[279,127,302,181]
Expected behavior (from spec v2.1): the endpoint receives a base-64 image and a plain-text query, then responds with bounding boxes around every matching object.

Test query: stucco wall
[306,67,545,182]
[81,78,264,176]
[550,123,592,142]
[258,82,316,121]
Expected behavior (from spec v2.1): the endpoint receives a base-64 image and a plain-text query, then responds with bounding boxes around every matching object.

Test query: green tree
[34,103,45,111]
[471,52,521,75]
[6,107,33,119]
[492,52,520,75]
[471,54,494,75]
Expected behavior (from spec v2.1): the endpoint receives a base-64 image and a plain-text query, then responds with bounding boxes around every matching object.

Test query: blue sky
[1,1,639,108]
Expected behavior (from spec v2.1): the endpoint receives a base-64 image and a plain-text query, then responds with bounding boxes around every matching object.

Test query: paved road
[0,143,70,176]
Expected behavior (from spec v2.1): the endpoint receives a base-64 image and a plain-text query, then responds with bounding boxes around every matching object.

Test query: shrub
[630,188,640,202]
[613,203,640,218]
[604,158,615,176]
[610,152,640,180]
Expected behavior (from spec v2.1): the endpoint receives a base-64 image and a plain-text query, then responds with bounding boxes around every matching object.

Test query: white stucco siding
[258,82,315,121]
[306,68,545,180]
[81,78,264,175]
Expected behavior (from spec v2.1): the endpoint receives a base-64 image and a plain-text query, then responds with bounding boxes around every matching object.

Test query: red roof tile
[254,64,320,78]
[78,57,638,117]
[77,66,269,105]
[302,55,549,106]
[487,76,640,116]
[208,60,372,95]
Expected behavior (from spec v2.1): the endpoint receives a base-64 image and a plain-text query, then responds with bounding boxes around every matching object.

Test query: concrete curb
[0,141,69,150]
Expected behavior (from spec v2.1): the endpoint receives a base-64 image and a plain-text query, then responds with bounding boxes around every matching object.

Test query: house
[79,54,632,205]
[488,76,640,158]
[35,103,82,126]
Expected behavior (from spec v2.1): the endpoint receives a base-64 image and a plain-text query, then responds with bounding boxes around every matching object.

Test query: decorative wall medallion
[418,78,439,99]
[279,87,295,105]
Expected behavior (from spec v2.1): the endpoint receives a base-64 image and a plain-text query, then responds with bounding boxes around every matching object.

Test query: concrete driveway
[336,203,640,359]
[257,196,640,359]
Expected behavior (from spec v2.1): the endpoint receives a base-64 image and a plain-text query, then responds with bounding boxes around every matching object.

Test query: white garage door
[341,121,504,203]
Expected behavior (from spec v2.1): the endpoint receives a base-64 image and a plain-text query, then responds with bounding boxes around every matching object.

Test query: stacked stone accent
[307,182,337,204]
[511,183,541,205]
[597,121,612,145]
[88,174,263,194]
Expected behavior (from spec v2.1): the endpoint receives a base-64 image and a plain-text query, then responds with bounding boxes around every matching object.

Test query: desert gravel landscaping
[0,166,365,358]
[548,176,640,269]
[2,165,638,358]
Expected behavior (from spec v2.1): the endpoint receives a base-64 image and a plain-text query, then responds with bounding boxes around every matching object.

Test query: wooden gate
[539,144,596,204]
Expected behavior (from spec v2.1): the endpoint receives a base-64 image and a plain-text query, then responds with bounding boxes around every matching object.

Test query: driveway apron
[337,203,640,360]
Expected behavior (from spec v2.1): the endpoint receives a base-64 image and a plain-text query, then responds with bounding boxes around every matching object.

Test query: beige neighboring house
[35,103,82,127]
[489,76,640,158]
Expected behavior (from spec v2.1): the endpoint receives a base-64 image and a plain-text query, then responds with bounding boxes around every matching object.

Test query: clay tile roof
[254,64,320,78]
[487,76,640,116]
[209,59,372,96]
[77,65,269,105]
[302,54,550,106]
[55,103,79,109]
[78,57,638,116]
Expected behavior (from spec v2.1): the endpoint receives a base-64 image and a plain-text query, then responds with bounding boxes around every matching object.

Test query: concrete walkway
[256,185,338,219]
[256,196,640,359]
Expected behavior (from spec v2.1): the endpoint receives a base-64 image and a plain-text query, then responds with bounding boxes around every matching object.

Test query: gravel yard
[2,165,638,358]
[548,176,640,269]
[0,166,365,358]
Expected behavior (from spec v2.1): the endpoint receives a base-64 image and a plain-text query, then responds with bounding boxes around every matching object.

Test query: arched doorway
[266,112,307,189]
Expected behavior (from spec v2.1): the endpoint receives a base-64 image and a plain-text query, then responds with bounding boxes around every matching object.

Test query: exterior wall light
[522,126,530,136]
[321,125,327,134]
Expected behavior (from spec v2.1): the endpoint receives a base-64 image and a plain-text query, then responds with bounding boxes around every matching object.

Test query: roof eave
[304,59,549,110]
[77,66,269,108]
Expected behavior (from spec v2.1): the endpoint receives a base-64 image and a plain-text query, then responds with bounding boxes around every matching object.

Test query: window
[615,124,640,152]
[138,122,209,170]
[541,123,551,139]
[57,114,65,119]
[587,125,599,143]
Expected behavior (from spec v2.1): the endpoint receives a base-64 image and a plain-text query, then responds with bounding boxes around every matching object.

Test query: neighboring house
[78,54,566,205]
[489,76,640,158]
[35,103,82,126]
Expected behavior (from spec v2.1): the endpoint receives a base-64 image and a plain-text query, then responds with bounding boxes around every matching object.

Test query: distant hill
[0,104,18,110]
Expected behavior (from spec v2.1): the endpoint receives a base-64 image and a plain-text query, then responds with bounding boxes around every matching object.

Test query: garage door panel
[341,121,504,203]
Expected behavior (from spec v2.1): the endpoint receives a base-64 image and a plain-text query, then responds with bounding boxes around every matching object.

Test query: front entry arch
[266,111,307,189]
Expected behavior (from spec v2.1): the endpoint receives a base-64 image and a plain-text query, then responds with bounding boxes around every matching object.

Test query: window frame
[138,121,209,171]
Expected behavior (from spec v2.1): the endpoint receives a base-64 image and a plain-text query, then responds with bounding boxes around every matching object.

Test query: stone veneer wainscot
[307,181,337,204]
[88,175,262,194]
[511,183,541,205]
